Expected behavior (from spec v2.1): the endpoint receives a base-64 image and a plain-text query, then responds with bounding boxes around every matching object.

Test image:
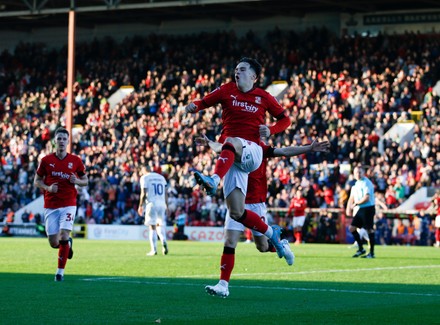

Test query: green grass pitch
[0,238,439,324]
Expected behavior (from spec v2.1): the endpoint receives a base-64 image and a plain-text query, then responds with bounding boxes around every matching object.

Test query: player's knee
[255,242,268,252]
[230,208,245,220]
[224,237,238,248]
[224,137,236,145]
[49,240,59,248]
[223,137,241,153]
[222,139,236,151]
[254,235,268,252]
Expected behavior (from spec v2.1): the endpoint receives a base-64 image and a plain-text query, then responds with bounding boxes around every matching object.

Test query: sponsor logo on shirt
[52,171,71,179]
[232,98,258,113]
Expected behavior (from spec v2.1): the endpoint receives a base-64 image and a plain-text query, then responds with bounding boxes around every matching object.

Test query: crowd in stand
[0,28,439,244]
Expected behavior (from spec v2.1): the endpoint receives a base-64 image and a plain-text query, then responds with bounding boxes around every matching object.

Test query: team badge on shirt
[68,162,73,169]
[255,96,262,104]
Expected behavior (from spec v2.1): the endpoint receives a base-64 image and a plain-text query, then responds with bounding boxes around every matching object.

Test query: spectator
[0,28,438,240]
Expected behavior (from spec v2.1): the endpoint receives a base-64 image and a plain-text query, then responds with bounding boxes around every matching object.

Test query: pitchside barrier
[1,208,434,243]
[267,207,436,244]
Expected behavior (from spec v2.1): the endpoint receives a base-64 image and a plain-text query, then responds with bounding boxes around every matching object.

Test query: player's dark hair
[55,127,69,137]
[238,57,262,79]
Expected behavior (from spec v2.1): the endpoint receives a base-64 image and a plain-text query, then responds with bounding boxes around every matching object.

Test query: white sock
[264,227,273,238]
[219,280,228,288]
[56,268,64,276]
[212,174,221,186]
[157,226,167,246]
[149,229,157,252]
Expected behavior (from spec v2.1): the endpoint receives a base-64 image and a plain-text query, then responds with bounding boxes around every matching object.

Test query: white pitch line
[81,277,440,298]
[182,264,440,278]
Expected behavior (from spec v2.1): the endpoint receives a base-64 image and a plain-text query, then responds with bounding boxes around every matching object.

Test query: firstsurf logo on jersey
[52,171,71,179]
[231,95,258,113]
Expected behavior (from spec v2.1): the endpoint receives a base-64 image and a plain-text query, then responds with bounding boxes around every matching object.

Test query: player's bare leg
[227,189,284,258]
[254,232,294,265]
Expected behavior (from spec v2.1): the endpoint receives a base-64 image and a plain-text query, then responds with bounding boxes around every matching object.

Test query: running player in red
[432,190,440,248]
[185,57,291,258]
[34,127,88,281]
[287,188,308,245]
[197,135,330,297]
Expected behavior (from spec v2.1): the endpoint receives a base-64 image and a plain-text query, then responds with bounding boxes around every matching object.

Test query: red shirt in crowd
[323,187,334,206]
[287,197,307,217]
[436,197,440,216]
[36,153,86,209]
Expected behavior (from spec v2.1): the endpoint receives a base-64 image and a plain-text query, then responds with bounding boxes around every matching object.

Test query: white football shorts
[224,203,267,237]
[292,216,306,228]
[44,206,77,236]
[144,202,167,226]
[223,138,263,198]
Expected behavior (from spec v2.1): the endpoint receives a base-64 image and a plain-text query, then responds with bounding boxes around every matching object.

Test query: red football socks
[58,240,70,269]
[220,247,235,282]
[238,209,269,234]
[214,143,235,179]
[295,231,302,244]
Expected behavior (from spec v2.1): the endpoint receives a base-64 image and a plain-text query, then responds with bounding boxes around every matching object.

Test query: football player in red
[432,190,440,248]
[34,127,88,281]
[287,188,308,245]
[197,135,330,297]
[185,57,291,258]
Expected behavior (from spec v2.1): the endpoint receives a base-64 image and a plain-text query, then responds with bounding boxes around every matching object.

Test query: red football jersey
[36,153,86,209]
[288,197,307,217]
[437,197,440,215]
[195,82,285,144]
[246,159,268,204]
[245,144,274,204]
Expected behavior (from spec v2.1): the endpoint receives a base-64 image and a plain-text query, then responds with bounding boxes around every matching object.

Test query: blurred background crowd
[0,27,439,244]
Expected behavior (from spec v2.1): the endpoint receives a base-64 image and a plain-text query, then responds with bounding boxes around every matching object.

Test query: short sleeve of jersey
[36,159,47,177]
[75,156,86,177]
[201,83,229,108]
[263,91,285,118]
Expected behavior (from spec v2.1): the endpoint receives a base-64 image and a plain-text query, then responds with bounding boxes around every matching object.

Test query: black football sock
[351,231,364,250]
[368,232,375,254]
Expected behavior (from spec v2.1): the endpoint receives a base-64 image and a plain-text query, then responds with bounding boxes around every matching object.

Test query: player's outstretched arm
[195,134,222,154]
[185,102,197,113]
[310,140,331,153]
[273,140,330,157]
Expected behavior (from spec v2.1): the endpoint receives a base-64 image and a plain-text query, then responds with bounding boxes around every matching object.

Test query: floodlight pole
[66,0,76,153]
